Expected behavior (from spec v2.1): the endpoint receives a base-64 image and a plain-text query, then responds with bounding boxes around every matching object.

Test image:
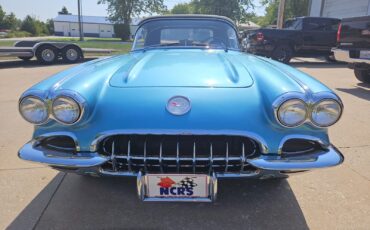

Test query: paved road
[0,59,369,230]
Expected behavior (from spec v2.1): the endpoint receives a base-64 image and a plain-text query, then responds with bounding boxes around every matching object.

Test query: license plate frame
[137,172,217,202]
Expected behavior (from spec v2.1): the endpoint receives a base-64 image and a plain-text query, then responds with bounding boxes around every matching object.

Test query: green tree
[258,0,309,27]
[170,0,254,22]
[171,3,193,14]
[3,13,18,30]
[21,15,43,35]
[58,6,70,15]
[46,19,54,34]
[98,0,167,40]
[0,5,6,27]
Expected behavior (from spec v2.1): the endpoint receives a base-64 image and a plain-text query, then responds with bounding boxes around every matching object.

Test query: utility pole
[78,0,84,41]
[277,0,286,29]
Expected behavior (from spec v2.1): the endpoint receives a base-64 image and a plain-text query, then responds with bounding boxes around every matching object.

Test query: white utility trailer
[0,41,113,64]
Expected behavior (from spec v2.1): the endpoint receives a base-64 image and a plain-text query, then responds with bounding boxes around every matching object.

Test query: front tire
[61,46,82,63]
[272,45,293,64]
[354,68,370,83]
[35,45,58,65]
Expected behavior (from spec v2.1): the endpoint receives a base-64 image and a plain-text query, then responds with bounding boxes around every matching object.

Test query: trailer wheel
[18,56,32,61]
[62,46,82,63]
[35,45,57,64]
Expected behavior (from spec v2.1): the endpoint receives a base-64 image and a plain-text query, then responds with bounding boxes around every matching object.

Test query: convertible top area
[132,15,240,51]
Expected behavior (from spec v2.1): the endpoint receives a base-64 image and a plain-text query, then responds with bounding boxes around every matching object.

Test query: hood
[109,49,254,88]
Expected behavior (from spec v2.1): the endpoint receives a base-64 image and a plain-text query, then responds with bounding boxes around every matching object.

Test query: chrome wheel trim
[41,49,55,62]
[66,48,79,61]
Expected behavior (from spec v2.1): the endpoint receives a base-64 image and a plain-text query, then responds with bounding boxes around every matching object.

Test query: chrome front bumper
[18,141,344,176]
[332,48,370,64]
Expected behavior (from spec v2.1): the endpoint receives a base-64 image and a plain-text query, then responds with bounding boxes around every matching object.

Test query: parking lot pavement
[0,60,369,230]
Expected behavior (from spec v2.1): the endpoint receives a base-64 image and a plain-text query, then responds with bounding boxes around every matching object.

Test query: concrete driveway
[0,59,369,230]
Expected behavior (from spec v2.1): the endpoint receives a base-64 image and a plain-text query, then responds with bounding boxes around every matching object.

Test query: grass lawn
[0,37,132,56]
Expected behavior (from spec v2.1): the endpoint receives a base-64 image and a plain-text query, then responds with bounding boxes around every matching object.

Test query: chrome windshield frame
[131,16,241,52]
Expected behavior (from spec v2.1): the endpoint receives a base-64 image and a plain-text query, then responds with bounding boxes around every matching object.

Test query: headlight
[311,99,342,127]
[52,96,81,124]
[277,99,307,127]
[19,96,49,124]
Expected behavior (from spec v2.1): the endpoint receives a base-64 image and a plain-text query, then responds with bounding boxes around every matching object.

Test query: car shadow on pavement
[337,83,370,101]
[0,58,97,69]
[8,173,308,230]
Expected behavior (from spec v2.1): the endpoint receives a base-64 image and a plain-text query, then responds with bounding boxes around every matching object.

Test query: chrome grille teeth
[241,142,245,171]
[127,140,132,172]
[192,142,196,173]
[101,135,258,173]
[111,141,117,172]
[225,142,229,173]
[176,142,180,173]
[143,141,147,172]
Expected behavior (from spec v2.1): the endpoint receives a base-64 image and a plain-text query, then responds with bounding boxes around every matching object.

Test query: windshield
[132,19,239,51]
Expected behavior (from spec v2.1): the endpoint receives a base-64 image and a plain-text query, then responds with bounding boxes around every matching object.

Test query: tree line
[170,0,309,27]
[99,0,309,40]
[0,5,54,37]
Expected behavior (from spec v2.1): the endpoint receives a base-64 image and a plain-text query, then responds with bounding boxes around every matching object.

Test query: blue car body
[18,15,343,201]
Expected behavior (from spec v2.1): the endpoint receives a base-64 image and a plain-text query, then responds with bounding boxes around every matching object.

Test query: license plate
[360,50,370,59]
[138,174,216,202]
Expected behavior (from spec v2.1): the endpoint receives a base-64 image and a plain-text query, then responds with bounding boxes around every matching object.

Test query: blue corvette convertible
[18,15,343,202]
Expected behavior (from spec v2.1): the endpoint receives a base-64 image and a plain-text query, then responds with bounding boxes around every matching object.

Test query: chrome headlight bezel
[276,99,308,128]
[19,95,49,125]
[311,99,343,127]
[273,92,343,128]
[51,95,83,125]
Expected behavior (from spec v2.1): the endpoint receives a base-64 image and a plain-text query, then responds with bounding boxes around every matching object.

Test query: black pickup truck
[333,16,370,83]
[245,17,340,63]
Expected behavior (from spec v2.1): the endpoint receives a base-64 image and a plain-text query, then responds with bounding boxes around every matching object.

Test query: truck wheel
[18,56,32,61]
[325,55,337,63]
[62,46,82,63]
[272,45,293,64]
[35,45,58,65]
[354,68,370,83]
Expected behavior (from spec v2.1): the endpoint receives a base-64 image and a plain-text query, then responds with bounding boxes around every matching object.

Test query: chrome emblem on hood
[166,96,191,116]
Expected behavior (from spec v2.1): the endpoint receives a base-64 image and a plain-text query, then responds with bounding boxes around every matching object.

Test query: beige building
[54,14,115,38]
[309,0,370,18]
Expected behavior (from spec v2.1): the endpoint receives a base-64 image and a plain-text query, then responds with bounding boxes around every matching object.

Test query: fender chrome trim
[247,145,343,170]
[18,141,108,168]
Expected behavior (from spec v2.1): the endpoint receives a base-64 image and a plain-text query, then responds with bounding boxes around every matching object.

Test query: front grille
[98,134,259,174]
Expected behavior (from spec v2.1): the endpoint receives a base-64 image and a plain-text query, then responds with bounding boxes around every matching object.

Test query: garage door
[99,25,113,38]
[322,0,370,18]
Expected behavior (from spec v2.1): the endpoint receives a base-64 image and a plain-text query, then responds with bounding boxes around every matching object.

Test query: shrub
[5,30,32,38]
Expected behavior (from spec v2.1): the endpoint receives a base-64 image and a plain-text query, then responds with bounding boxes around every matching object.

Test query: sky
[0,0,265,21]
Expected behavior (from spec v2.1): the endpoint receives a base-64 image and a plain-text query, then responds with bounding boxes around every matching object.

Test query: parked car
[245,17,340,63]
[333,16,370,83]
[18,15,344,202]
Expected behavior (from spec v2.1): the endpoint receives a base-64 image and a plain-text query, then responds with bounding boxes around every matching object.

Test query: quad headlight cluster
[275,95,342,128]
[19,93,84,125]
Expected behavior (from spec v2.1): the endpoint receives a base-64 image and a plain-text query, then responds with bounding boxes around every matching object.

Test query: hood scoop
[109,50,254,88]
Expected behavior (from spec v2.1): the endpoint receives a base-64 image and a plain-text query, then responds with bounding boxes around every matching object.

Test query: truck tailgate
[339,16,370,48]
